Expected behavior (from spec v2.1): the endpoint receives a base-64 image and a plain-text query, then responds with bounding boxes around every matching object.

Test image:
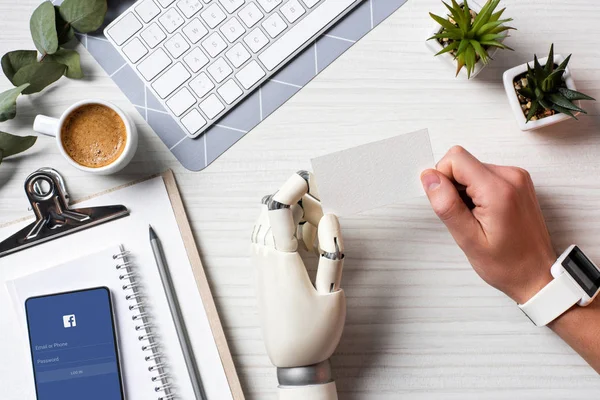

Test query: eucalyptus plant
[0,0,107,165]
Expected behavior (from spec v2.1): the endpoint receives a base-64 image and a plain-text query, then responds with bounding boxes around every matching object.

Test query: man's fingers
[436,146,497,190]
[421,169,485,248]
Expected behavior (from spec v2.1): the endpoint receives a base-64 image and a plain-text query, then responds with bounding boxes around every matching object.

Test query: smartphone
[25,287,125,400]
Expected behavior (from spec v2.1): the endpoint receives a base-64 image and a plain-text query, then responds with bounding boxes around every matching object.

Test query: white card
[311,129,434,216]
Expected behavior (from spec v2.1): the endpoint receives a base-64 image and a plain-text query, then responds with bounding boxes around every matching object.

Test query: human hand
[420,146,556,304]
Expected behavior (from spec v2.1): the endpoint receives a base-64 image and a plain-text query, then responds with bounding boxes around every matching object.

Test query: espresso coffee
[60,104,127,168]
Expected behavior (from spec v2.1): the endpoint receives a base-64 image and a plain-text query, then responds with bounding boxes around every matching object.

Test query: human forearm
[550,302,600,373]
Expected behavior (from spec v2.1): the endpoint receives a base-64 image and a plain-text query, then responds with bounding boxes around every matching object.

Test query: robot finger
[267,171,313,252]
[315,214,345,294]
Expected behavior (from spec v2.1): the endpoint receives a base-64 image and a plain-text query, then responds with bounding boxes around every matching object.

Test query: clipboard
[0,169,245,400]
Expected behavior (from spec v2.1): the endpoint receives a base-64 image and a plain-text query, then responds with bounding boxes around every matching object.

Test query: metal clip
[0,168,129,258]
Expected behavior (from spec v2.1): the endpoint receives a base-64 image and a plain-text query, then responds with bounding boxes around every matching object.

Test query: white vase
[502,55,580,131]
[425,0,507,79]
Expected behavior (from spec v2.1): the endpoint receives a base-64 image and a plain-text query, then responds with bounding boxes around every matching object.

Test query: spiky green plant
[428,0,514,78]
[518,44,595,122]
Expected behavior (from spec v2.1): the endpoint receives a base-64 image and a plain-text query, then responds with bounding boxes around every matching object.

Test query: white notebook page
[0,176,233,400]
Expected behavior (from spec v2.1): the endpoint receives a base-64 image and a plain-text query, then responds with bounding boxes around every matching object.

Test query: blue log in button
[37,362,118,383]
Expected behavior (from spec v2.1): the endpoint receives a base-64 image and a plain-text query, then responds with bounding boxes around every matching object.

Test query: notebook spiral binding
[114,247,176,400]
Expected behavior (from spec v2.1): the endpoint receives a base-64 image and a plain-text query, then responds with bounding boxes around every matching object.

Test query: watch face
[562,246,600,298]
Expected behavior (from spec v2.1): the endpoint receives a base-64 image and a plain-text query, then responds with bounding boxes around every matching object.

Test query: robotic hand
[251,171,346,400]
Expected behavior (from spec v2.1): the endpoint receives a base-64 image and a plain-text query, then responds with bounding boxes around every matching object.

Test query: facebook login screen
[25,287,124,400]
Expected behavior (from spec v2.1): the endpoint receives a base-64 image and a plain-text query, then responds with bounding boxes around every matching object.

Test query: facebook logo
[63,314,77,328]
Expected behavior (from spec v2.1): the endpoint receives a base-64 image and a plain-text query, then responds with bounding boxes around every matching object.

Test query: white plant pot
[502,55,580,131]
[426,1,507,79]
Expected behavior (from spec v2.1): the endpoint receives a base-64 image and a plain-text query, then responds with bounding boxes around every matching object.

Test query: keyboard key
[135,0,161,22]
[257,0,282,13]
[207,57,233,83]
[184,47,210,72]
[107,13,142,45]
[165,33,191,58]
[301,0,320,8]
[225,43,251,68]
[217,79,243,104]
[141,23,167,48]
[280,0,305,23]
[177,0,203,17]
[122,38,148,63]
[262,13,287,38]
[202,32,227,57]
[244,28,269,53]
[218,0,245,13]
[152,63,191,98]
[220,17,246,43]
[159,8,185,33]
[201,4,226,28]
[137,48,172,80]
[259,0,356,70]
[235,60,265,89]
[200,94,225,119]
[189,72,215,97]
[166,87,197,116]
[181,109,207,134]
[238,3,263,27]
[157,0,176,7]
[182,18,209,43]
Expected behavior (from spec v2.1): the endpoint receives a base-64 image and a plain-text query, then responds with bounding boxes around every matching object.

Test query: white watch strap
[519,273,582,326]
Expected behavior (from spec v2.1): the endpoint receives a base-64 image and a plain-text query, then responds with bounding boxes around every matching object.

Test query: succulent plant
[518,44,595,121]
[428,0,514,78]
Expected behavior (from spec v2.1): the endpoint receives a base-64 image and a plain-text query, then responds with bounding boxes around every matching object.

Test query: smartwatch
[519,245,600,326]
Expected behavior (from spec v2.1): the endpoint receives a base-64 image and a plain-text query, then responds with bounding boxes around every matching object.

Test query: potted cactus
[503,44,596,131]
[426,0,515,79]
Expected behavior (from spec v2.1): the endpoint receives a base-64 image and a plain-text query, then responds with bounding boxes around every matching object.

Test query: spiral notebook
[1,172,244,400]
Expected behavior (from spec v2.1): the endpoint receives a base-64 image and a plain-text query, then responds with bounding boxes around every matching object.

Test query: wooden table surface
[1,0,600,398]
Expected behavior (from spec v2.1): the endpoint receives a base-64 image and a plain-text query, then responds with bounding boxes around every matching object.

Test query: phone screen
[25,287,125,400]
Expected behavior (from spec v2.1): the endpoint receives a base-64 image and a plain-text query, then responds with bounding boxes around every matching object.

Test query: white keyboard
[105,0,362,138]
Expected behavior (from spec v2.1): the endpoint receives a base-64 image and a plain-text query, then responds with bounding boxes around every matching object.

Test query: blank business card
[311,129,434,216]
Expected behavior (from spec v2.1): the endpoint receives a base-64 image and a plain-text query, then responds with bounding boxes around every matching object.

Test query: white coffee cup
[33,99,138,175]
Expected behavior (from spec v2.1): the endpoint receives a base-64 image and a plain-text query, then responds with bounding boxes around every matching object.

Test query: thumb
[420,169,483,248]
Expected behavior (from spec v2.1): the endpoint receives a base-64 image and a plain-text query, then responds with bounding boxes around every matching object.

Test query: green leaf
[59,0,107,33]
[489,25,516,34]
[1,50,38,83]
[472,0,500,33]
[548,93,586,113]
[435,41,459,56]
[12,61,66,94]
[455,53,466,76]
[533,55,545,83]
[430,12,457,31]
[30,1,58,56]
[490,7,506,22]
[45,48,83,79]
[556,54,571,73]
[55,6,75,45]
[539,98,553,110]
[551,104,576,119]
[465,45,476,78]
[558,87,596,101]
[479,41,513,50]
[479,33,506,42]
[543,68,565,90]
[476,19,512,36]
[470,40,488,63]
[525,101,539,122]
[428,30,463,41]
[544,44,554,74]
[518,87,535,99]
[0,84,30,122]
[0,131,37,159]
[455,38,470,58]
